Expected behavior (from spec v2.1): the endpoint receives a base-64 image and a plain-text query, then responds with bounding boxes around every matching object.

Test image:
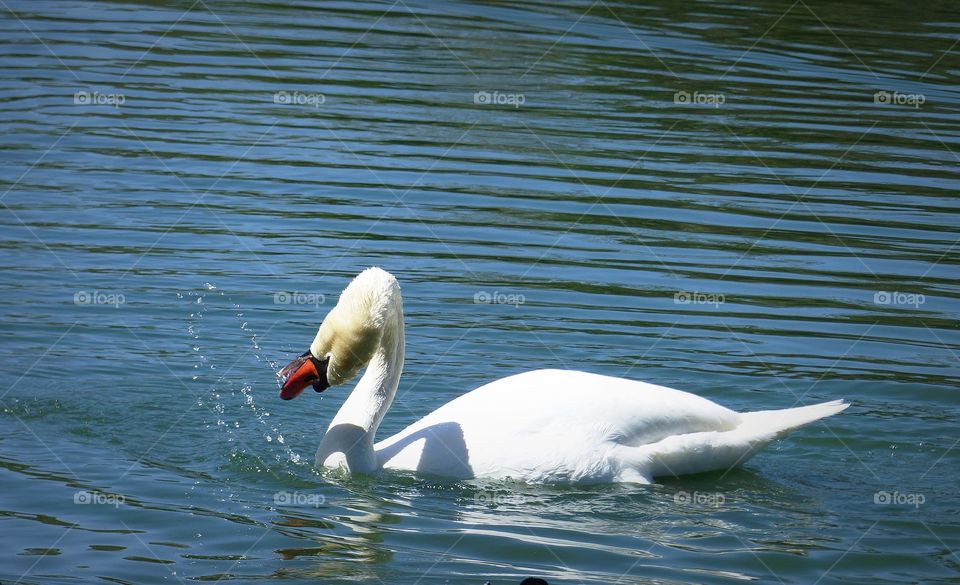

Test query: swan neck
[318,299,403,470]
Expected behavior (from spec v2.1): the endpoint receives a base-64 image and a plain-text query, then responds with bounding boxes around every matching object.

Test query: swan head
[278,267,401,400]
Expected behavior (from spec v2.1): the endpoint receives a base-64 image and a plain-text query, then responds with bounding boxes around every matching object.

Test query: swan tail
[737,399,849,440]
[620,400,849,481]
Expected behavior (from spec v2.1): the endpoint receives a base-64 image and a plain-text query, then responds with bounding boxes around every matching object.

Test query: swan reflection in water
[266,463,833,583]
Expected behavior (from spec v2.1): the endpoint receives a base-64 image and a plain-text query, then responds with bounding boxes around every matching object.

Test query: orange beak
[278,351,330,400]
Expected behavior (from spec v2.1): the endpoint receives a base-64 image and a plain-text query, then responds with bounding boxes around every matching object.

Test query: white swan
[277,267,848,484]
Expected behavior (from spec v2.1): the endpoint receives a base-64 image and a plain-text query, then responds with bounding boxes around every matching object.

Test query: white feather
[302,268,849,484]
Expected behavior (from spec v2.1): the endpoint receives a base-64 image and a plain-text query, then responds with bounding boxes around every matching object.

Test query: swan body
[278,267,848,484]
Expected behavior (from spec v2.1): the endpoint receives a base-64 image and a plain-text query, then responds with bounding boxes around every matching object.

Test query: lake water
[1,0,958,583]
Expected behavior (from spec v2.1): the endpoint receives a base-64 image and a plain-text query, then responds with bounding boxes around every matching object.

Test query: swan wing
[376,369,741,482]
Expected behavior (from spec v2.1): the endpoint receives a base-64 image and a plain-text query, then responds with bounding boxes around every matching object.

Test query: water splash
[180,283,307,468]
